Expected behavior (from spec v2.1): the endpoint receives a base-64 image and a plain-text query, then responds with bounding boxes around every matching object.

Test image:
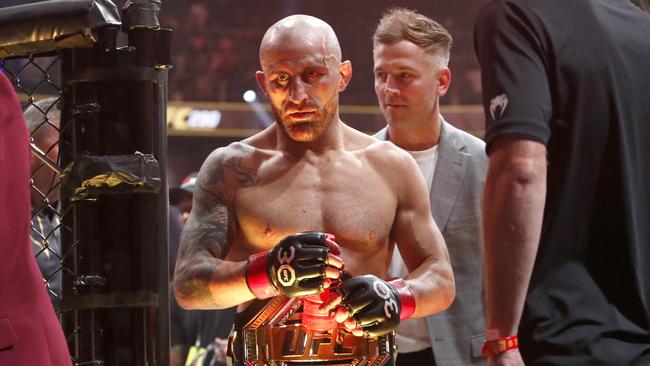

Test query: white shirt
[389,144,439,353]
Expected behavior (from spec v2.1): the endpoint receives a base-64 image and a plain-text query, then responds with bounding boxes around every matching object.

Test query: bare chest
[234,161,397,254]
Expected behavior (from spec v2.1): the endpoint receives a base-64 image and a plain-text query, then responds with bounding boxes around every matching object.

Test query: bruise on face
[317,37,339,70]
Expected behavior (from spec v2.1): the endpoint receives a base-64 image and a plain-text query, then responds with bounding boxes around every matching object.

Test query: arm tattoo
[225,158,259,187]
[205,156,258,187]
[175,153,259,308]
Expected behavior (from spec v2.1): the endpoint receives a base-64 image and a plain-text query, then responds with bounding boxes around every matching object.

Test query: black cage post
[0,0,172,364]
[59,4,171,366]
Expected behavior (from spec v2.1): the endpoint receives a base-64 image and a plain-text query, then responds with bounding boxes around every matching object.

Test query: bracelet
[481,335,518,358]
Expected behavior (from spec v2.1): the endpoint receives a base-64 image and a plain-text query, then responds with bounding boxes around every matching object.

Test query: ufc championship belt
[227,289,396,366]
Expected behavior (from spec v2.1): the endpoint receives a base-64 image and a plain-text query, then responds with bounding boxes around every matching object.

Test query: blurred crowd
[161,0,484,105]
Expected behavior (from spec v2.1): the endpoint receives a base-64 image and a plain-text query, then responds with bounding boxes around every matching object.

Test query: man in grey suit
[372,8,487,366]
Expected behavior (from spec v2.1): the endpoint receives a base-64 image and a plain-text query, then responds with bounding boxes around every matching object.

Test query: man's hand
[246,231,343,299]
[322,275,415,337]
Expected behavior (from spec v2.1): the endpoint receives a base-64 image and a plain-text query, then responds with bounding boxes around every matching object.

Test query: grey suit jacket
[375,117,487,366]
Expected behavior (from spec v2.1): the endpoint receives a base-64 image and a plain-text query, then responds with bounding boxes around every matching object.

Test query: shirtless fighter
[173,15,455,365]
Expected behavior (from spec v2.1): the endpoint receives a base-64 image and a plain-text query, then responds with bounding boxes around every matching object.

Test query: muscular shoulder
[341,124,383,150]
[203,141,256,173]
[362,140,431,216]
[365,138,412,162]
[364,139,421,183]
[197,142,260,202]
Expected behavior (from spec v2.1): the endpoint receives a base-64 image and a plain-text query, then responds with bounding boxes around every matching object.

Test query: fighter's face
[373,40,447,128]
[258,46,343,142]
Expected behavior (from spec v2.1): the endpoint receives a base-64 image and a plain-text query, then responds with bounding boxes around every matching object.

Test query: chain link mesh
[1,54,69,316]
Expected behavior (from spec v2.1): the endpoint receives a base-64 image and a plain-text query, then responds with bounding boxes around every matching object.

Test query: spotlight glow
[243,90,257,103]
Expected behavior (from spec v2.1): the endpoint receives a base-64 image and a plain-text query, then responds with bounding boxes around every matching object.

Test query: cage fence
[0,0,171,364]
[1,54,68,315]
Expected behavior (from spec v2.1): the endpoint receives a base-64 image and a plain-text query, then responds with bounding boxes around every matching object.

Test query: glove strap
[387,278,416,320]
[246,252,279,299]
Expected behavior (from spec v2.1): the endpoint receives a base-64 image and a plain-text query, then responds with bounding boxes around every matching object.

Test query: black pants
[396,347,436,366]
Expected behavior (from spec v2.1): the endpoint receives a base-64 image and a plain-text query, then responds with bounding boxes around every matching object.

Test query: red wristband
[481,335,518,358]
[245,252,278,299]
[387,278,416,320]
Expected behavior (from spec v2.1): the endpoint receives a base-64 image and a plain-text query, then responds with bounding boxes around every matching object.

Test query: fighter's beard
[273,96,338,142]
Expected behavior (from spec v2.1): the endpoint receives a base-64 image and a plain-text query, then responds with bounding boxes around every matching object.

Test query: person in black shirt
[475,1,650,365]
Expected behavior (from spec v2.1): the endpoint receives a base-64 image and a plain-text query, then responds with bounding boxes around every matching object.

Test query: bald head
[259,15,342,67]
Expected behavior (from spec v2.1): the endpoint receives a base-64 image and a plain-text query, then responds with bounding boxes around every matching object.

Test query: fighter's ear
[338,60,352,92]
[437,67,451,96]
[255,71,269,95]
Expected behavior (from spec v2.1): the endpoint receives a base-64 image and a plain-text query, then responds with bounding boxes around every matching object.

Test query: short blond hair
[373,7,453,68]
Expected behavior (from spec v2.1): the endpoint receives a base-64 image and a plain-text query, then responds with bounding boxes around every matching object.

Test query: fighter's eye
[302,68,325,83]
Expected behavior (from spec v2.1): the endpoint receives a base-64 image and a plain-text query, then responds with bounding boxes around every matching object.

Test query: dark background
[2,0,492,185]
[161,0,489,105]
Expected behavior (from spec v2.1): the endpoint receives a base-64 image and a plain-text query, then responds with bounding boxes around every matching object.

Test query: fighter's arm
[482,139,546,364]
[174,147,344,310]
[326,146,454,337]
[173,148,254,309]
[391,152,455,318]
